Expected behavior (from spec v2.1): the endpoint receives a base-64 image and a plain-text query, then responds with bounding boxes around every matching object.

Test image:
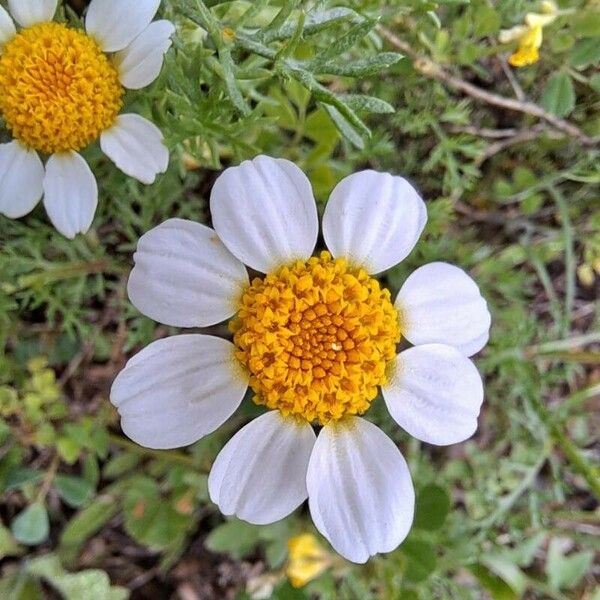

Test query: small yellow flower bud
[222,27,236,42]
[286,534,331,588]
[577,264,595,288]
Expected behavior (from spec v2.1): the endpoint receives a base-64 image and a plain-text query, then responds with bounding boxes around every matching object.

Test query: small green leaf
[590,73,600,93]
[0,574,44,600]
[4,468,43,491]
[262,1,299,38]
[82,454,100,487]
[314,53,403,77]
[341,94,395,114]
[54,475,94,508]
[521,193,545,215]
[541,72,575,117]
[11,503,49,546]
[102,452,140,479]
[219,48,251,116]
[546,539,594,590]
[0,523,22,559]
[305,108,339,144]
[263,8,361,42]
[470,564,518,600]
[322,104,365,148]
[474,6,500,36]
[205,520,262,558]
[570,37,600,67]
[571,11,600,37]
[57,437,80,464]
[91,428,109,459]
[122,478,190,550]
[414,484,451,530]
[483,555,528,596]
[60,496,119,551]
[401,539,437,583]
[508,533,546,567]
[513,166,537,190]
[26,554,129,600]
[313,19,375,67]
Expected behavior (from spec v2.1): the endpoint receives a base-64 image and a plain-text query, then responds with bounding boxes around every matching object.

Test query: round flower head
[0,0,174,238]
[110,155,492,564]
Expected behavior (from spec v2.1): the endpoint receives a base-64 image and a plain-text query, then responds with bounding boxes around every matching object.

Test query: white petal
[43,152,98,239]
[322,170,427,274]
[382,344,484,446]
[100,114,168,185]
[128,218,248,327]
[0,142,44,219]
[8,0,57,27]
[307,418,414,564]
[396,262,491,356]
[209,411,316,525]
[114,20,175,89]
[0,6,16,45]
[210,155,318,273]
[111,335,248,449]
[85,0,161,52]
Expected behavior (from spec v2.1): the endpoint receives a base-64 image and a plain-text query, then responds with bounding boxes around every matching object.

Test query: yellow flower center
[231,252,401,425]
[0,22,123,154]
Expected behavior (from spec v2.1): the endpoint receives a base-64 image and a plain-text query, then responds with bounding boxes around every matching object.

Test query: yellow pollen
[231,252,401,425]
[0,22,123,154]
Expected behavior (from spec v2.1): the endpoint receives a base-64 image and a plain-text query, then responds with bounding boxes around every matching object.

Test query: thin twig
[498,54,526,101]
[447,125,525,138]
[35,453,60,503]
[475,126,562,166]
[377,25,598,146]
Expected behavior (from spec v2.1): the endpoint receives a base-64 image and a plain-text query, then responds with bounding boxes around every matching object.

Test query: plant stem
[35,453,60,503]
[547,185,575,335]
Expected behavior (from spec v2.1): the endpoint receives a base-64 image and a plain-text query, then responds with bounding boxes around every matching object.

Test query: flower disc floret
[231,252,401,424]
[0,22,123,154]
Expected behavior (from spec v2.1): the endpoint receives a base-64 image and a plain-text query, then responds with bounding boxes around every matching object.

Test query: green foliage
[541,72,575,117]
[11,504,49,546]
[9,554,129,600]
[1,0,599,598]
[413,483,451,531]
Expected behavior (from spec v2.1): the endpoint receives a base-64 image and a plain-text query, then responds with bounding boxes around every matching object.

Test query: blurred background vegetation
[0,0,599,598]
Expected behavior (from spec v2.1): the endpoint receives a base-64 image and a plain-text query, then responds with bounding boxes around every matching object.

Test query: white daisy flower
[110,155,492,564]
[0,0,173,238]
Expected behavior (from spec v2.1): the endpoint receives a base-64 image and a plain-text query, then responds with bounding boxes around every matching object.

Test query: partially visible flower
[286,534,332,588]
[110,155,491,564]
[0,0,174,238]
[500,1,558,67]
